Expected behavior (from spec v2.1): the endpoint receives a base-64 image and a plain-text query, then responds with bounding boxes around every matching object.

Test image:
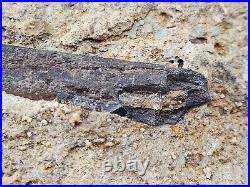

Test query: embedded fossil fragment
[2,44,210,125]
[119,90,187,110]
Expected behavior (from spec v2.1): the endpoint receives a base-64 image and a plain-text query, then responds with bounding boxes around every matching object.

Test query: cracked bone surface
[2,44,210,125]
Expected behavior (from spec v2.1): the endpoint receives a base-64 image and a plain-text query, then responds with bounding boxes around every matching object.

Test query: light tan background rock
[2,3,248,184]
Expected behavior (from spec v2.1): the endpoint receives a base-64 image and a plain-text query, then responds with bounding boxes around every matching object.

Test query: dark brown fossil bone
[2,44,210,125]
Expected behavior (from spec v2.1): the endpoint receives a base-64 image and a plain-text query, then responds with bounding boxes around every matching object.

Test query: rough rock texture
[2,2,248,184]
[3,44,210,125]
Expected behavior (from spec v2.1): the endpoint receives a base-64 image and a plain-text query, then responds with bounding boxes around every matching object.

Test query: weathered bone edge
[2,44,210,125]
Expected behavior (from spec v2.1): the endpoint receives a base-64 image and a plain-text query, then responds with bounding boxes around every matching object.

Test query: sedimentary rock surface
[2,2,247,184]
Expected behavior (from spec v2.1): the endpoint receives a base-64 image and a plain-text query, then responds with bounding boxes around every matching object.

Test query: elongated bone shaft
[2,44,210,125]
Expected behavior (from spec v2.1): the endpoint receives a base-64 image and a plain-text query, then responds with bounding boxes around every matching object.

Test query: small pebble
[107,137,114,141]
[106,118,112,122]
[45,142,51,147]
[230,137,238,144]
[220,94,225,99]
[184,152,190,158]
[172,154,177,160]
[2,109,7,114]
[203,167,212,179]
[93,138,105,144]
[140,128,145,132]
[22,116,32,123]
[18,146,28,151]
[235,102,243,107]
[139,20,145,26]
[207,151,213,156]
[60,104,72,114]
[122,134,128,138]
[69,112,82,126]
[84,140,92,147]
[81,110,89,118]
[27,132,32,138]
[41,119,48,125]
[36,115,42,121]
[105,142,114,147]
